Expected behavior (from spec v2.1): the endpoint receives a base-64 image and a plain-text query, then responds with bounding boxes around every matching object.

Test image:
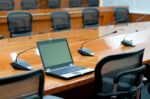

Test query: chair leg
[136,91,140,99]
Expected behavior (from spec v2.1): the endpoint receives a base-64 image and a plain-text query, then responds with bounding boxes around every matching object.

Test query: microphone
[121,33,135,47]
[10,46,36,70]
[135,15,147,32]
[78,31,117,56]
[121,15,147,47]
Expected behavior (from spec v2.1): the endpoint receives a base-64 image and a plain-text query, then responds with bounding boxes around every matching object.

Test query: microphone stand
[135,15,147,32]
[121,34,135,47]
[11,46,36,70]
[78,31,117,56]
[121,15,147,47]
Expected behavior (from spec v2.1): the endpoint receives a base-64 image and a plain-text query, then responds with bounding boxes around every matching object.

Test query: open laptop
[37,38,94,79]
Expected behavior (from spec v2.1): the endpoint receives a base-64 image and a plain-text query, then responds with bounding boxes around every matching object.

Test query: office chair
[69,0,82,8]
[21,0,38,10]
[51,12,71,31]
[87,0,99,7]
[0,0,14,11]
[7,12,33,37]
[0,69,63,99]
[47,0,60,8]
[115,7,130,24]
[95,48,145,99]
[82,8,99,28]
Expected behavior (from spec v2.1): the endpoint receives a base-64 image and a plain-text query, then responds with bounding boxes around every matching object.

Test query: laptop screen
[37,38,73,69]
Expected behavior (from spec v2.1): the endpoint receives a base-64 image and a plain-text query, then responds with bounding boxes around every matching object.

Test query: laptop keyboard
[51,66,86,75]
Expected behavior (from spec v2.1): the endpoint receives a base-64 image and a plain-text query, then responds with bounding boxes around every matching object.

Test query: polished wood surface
[0,23,150,95]
[0,7,116,37]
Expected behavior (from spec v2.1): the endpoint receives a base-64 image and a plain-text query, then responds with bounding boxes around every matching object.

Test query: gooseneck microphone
[78,31,117,56]
[11,46,36,70]
[135,15,147,32]
[121,15,147,47]
[121,34,135,47]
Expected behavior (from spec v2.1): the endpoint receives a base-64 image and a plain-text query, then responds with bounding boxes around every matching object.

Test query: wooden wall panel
[130,13,150,22]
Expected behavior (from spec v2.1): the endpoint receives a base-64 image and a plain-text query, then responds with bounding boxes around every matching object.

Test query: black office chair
[7,12,33,37]
[87,0,99,7]
[47,0,60,8]
[69,0,82,8]
[0,0,14,11]
[115,7,130,24]
[51,12,71,31]
[82,8,99,28]
[95,48,145,99]
[21,0,38,10]
[0,69,62,99]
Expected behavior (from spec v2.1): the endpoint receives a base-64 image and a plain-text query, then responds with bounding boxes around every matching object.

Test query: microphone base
[121,40,135,47]
[78,48,95,56]
[11,60,32,70]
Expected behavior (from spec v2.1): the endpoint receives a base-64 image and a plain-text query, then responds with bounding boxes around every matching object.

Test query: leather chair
[0,0,14,11]
[7,12,33,37]
[51,12,71,31]
[21,0,38,10]
[115,7,130,24]
[82,8,99,28]
[47,0,60,8]
[69,0,82,8]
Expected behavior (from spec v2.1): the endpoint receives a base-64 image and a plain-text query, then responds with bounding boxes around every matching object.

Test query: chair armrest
[111,65,145,98]
[114,65,145,84]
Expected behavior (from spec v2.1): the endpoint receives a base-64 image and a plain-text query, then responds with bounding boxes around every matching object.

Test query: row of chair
[0,0,99,11]
[7,8,99,37]
[0,48,145,99]
[7,7,129,38]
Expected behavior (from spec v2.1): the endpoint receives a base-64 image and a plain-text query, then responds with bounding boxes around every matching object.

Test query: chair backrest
[95,48,144,93]
[82,8,99,28]
[0,70,44,99]
[21,0,38,10]
[0,0,14,11]
[47,0,60,8]
[51,12,71,31]
[69,0,82,8]
[7,12,32,37]
[87,0,99,7]
[115,7,130,24]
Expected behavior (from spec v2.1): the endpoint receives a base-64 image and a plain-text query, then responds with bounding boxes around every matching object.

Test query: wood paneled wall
[130,13,150,22]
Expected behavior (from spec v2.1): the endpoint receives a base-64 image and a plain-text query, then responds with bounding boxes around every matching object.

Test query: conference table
[0,22,150,98]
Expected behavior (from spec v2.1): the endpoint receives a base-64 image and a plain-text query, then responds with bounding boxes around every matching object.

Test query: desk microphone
[78,31,117,56]
[121,34,135,47]
[135,15,147,32]
[121,15,147,47]
[11,46,36,70]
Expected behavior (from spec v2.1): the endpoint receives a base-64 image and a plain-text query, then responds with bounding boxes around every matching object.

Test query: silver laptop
[37,38,94,79]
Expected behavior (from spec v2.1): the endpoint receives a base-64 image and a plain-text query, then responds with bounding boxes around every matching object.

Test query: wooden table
[0,26,150,98]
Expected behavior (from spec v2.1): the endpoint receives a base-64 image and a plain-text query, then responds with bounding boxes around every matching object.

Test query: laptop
[37,38,94,79]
